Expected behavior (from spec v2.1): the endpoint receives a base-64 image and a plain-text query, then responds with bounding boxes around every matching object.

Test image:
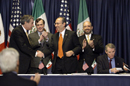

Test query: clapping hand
[30,73,41,85]
[88,39,94,48]
[42,31,48,39]
[39,34,44,42]
[82,39,87,49]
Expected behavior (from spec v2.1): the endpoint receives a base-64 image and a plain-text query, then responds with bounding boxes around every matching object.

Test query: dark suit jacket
[78,34,104,73]
[97,54,124,74]
[0,72,37,86]
[44,29,82,73]
[28,31,52,68]
[9,25,36,74]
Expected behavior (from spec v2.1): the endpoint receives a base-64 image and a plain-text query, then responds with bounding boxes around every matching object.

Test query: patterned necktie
[25,32,29,40]
[39,32,44,46]
[87,35,90,43]
[25,32,30,44]
[109,59,112,69]
[40,32,42,36]
[58,34,63,58]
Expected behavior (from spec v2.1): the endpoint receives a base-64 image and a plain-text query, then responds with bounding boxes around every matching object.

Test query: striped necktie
[25,32,29,40]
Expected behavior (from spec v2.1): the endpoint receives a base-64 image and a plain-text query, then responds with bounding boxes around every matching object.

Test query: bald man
[78,21,104,74]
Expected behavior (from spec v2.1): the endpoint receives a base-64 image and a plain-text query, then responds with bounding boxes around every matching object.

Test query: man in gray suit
[28,18,52,74]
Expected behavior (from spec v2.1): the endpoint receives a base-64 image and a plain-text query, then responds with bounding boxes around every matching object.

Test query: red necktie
[109,59,112,69]
[58,34,63,58]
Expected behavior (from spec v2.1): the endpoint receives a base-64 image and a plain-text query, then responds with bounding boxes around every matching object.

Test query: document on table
[116,68,123,71]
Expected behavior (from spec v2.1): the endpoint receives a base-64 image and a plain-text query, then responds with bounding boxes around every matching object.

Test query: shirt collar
[85,33,92,40]
[22,25,27,33]
[59,29,66,38]
[108,57,114,61]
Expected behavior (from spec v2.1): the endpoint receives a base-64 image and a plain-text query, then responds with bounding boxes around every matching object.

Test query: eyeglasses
[54,23,60,25]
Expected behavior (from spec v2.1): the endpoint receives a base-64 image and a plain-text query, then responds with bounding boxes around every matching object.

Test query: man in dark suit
[28,18,53,74]
[0,48,40,86]
[9,15,44,74]
[43,17,81,74]
[97,43,128,74]
[78,21,104,74]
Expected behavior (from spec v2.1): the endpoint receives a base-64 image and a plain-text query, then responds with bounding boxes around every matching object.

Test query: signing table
[19,73,130,86]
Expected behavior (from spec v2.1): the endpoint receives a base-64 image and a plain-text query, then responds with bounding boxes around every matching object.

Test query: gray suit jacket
[28,31,53,68]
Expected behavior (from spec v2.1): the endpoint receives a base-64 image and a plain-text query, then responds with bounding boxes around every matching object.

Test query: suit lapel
[56,32,59,50]
[63,30,68,45]
[91,34,95,40]
[36,31,40,38]
[47,33,52,43]
[35,31,40,42]
[91,34,93,40]
[20,26,29,42]
[104,55,109,69]
[115,57,120,67]
[83,35,86,41]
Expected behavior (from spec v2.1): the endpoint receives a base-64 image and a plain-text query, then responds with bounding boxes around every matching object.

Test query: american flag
[59,0,72,31]
[7,0,22,47]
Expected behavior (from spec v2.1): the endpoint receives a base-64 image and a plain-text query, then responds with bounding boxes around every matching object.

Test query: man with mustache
[78,21,104,74]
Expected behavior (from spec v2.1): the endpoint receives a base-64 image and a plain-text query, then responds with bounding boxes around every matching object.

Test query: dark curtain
[1,0,130,65]
[86,0,130,65]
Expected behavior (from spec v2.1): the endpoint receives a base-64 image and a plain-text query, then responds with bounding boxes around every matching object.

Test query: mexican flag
[91,59,97,69]
[77,0,90,37]
[0,11,5,52]
[29,0,50,34]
